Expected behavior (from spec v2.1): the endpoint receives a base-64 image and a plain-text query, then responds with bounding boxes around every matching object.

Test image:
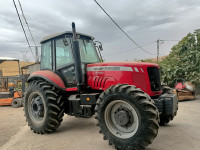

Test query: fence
[0,76,28,92]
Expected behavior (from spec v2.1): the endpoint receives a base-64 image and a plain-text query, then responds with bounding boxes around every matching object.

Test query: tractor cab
[40,31,101,88]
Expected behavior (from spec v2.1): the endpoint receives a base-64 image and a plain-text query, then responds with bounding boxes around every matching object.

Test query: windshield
[41,37,100,70]
[78,39,100,63]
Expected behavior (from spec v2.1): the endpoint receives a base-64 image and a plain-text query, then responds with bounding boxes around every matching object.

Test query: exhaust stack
[71,22,83,92]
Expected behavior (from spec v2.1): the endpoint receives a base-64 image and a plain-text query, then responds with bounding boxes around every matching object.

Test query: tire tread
[24,80,65,134]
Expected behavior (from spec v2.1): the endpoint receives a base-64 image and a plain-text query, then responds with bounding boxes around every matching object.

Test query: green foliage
[159,29,200,86]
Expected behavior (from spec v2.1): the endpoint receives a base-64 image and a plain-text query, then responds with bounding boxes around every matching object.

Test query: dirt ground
[0,99,200,150]
[0,106,26,147]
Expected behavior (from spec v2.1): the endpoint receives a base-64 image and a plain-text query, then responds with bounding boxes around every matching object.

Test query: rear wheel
[95,84,159,150]
[24,80,65,134]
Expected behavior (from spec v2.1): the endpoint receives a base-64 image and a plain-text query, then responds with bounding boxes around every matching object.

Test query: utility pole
[156,39,164,63]
[30,46,41,63]
[35,46,39,63]
[157,39,160,63]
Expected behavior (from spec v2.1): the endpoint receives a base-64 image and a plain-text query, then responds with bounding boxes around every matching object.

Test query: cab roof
[40,31,94,44]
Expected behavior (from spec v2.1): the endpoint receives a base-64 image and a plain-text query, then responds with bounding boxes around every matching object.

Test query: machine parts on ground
[0,58,25,108]
[0,77,24,108]
[0,90,22,108]
[24,22,178,150]
[174,79,195,101]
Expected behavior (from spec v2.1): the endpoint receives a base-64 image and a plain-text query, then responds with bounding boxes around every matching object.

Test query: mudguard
[28,70,66,90]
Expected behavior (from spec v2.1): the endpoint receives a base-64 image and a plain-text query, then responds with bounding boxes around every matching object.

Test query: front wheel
[95,84,159,150]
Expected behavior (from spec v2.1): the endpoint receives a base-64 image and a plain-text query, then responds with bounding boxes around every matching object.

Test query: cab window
[41,41,52,70]
[78,39,100,63]
[56,38,74,69]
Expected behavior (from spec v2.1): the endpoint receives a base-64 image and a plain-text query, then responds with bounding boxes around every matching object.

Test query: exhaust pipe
[71,22,83,92]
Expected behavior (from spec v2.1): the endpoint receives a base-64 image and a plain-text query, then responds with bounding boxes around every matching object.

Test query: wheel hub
[114,108,130,126]
[31,96,44,117]
[105,100,139,139]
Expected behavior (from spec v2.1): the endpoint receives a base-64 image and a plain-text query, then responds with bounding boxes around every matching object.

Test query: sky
[0,0,200,62]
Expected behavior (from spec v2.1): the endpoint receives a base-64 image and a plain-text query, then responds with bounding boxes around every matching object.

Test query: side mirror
[63,35,69,46]
[99,45,103,51]
[95,41,103,51]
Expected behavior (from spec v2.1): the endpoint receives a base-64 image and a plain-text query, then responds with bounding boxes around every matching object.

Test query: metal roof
[0,57,19,64]
[21,62,40,69]
[40,31,94,43]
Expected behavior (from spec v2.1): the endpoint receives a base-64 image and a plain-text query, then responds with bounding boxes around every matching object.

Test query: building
[0,57,34,77]
[21,62,40,75]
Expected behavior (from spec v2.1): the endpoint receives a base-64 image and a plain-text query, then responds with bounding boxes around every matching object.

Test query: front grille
[147,67,161,91]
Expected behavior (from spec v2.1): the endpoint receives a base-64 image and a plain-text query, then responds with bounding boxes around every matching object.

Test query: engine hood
[86,61,161,96]
[87,62,159,70]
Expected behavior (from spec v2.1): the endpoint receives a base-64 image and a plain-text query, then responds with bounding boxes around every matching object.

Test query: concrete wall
[28,64,40,74]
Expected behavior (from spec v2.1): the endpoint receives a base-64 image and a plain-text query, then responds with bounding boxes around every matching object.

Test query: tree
[159,29,200,87]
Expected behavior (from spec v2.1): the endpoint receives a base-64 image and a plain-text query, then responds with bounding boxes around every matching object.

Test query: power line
[94,0,154,55]
[12,0,35,59]
[17,0,36,46]
[161,40,180,41]
[30,45,41,63]
[103,41,156,57]
[20,51,29,61]
[159,44,166,56]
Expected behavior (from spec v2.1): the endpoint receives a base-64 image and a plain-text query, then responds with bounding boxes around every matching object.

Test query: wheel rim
[28,92,45,124]
[104,100,139,139]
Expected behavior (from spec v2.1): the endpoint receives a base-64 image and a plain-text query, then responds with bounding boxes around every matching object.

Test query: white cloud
[0,0,199,61]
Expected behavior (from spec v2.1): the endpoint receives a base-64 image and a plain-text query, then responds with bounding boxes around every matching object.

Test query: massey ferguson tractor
[24,23,178,150]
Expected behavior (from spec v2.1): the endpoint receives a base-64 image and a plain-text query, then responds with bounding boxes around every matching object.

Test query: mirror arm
[96,46,103,62]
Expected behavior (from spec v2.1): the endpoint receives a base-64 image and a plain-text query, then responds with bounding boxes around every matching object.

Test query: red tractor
[24,23,178,150]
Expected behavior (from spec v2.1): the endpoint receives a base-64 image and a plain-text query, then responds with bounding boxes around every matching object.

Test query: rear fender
[28,70,66,90]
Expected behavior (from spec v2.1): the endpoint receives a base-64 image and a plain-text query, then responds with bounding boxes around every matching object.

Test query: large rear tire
[24,80,65,134]
[95,84,159,150]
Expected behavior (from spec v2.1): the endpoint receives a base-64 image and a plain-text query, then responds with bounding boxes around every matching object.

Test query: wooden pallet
[174,89,195,101]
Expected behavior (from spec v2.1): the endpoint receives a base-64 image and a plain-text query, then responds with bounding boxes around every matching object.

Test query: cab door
[55,37,77,88]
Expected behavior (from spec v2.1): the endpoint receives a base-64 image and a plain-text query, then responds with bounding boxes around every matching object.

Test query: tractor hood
[87,62,159,72]
[86,61,162,97]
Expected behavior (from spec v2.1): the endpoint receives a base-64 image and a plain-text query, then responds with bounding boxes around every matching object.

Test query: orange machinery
[0,91,22,107]
[0,57,23,107]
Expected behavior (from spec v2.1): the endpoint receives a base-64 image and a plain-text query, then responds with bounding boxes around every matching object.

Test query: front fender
[28,70,66,90]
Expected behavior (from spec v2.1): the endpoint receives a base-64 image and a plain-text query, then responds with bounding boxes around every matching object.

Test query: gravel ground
[0,99,200,150]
